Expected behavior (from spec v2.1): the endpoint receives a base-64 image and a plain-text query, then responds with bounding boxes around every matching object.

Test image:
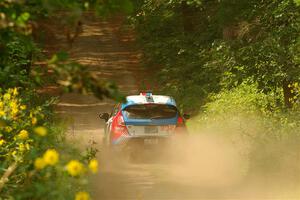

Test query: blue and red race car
[99,92,189,148]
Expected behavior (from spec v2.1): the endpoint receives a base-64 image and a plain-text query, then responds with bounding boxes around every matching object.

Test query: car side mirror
[183,114,190,120]
[99,113,109,122]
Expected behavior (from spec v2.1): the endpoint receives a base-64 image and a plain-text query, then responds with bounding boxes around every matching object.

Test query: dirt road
[54,14,299,200]
[56,14,141,141]
[54,14,224,200]
[55,14,197,200]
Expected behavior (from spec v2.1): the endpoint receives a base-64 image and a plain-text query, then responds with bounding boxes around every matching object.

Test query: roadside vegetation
[131,0,300,181]
[0,0,132,199]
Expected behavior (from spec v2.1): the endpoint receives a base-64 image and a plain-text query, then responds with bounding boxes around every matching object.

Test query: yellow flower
[12,88,18,96]
[9,101,17,109]
[75,191,90,200]
[0,139,5,146]
[34,157,46,170]
[34,126,47,136]
[88,159,98,173]
[9,101,19,117]
[5,126,12,133]
[18,143,26,152]
[31,117,37,125]
[18,130,29,140]
[11,107,18,116]
[66,160,84,176]
[0,111,5,117]
[3,93,11,100]
[43,149,59,166]
[20,105,26,110]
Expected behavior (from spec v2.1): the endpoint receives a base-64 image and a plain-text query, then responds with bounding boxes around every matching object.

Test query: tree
[132,0,300,110]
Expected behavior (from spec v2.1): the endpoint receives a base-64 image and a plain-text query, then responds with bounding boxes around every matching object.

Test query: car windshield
[123,104,178,119]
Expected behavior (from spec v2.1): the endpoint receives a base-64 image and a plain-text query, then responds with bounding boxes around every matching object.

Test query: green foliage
[133,0,300,178]
[0,0,133,99]
[132,0,300,111]
[0,88,97,200]
[0,0,133,199]
[203,82,279,116]
[190,83,300,176]
[0,35,37,89]
[294,0,300,6]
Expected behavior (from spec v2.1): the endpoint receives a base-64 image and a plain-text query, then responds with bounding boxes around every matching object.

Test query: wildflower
[34,157,46,170]
[34,126,47,136]
[3,93,11,100]
[18,143,26,152]
[0,111,5,117]
[9,101,17,109]
[88,159,98,173]
[75,191,90,200]
[43,149,59,166]
[9,101,18,116]
[5,126,12,133]
[0,139,5,146]
[12,88,18,96]
[11,107,18,116]
[20,105,26,110]
[31,117,37,125]
[66,160,84,176]
[18,130,29,140]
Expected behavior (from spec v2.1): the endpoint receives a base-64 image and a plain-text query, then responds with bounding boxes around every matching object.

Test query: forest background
[0,0,300,199]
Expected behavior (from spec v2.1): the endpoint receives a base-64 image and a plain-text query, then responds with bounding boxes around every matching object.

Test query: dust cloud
[94,121,300,200]
[165,134,245,188]
[157,123,300,199]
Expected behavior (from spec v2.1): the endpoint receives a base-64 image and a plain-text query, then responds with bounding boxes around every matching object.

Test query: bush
[0,88,98,200]
[0,35,39,89]
[189,83,300,178]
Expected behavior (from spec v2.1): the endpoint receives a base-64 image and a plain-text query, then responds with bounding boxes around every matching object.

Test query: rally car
[99,92,189,148]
